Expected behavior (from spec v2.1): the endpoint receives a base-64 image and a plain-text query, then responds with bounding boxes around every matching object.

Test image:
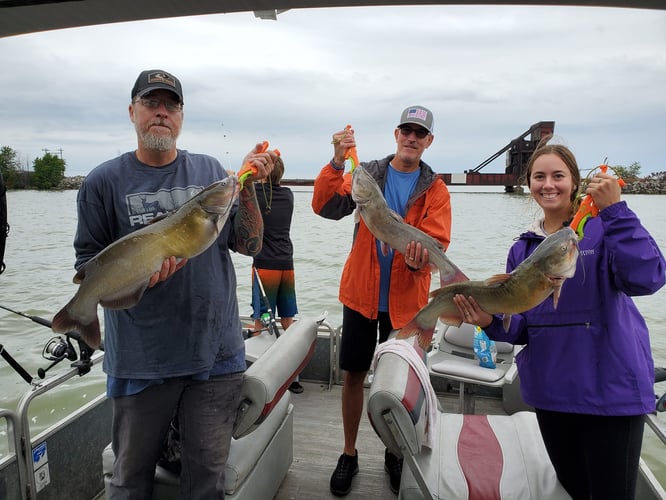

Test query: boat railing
[0,347,107,500]
[0,407,27,500]
[640,412,666,499]
[646,412,666,447]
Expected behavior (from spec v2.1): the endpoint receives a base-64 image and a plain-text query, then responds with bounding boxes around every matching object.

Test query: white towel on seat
[372,338,438,449]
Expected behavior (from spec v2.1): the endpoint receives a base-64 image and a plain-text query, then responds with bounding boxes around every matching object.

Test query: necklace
[260,182,273,214]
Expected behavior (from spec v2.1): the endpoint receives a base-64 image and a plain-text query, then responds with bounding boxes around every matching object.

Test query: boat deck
[275,380,505,499]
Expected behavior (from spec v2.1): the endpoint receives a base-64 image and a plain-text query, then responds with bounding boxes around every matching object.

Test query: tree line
[1,146,66,190]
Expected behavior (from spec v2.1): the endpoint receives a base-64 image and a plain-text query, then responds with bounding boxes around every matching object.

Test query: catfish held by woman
[397,226,579,349]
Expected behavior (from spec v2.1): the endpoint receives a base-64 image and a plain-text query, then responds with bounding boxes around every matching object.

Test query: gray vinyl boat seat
[427,322,518,413]
[102,316,319,500]
[367,339,571,500]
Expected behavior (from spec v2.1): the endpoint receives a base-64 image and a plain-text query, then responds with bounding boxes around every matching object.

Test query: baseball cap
[398,105,434,133]
[131,69,183,103]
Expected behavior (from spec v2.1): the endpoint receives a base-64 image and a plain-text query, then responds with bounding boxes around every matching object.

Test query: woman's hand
[453,294,493,329]
[587,172,621,211]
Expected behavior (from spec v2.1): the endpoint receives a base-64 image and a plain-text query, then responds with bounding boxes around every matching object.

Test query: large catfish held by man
[351,166,468,286]
[51,176,239,349]
[397,227,580,349]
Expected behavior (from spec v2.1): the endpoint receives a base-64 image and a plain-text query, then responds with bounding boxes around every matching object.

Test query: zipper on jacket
[528,321,592,329]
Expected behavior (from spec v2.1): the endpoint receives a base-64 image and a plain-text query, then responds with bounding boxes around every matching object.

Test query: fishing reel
[0,304,98,383]
[260,312,272,328]
[42,336,75,361]
[38,336,78,378]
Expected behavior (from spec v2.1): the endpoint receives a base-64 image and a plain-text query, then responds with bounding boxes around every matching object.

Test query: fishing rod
[0,303,97,347]
[0,303,99,381]
[0,303,53,328]
[253,268,281,338]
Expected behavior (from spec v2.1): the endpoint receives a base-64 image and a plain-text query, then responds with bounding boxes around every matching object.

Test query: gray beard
[140,132,176,152]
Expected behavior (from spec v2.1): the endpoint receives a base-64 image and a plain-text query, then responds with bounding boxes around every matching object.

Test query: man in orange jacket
[312,106,453,497]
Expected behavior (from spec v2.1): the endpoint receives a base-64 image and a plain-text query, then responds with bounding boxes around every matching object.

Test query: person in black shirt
[251,157,302,392]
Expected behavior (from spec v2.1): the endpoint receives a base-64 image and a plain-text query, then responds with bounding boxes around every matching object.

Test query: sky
[1,5,665,179]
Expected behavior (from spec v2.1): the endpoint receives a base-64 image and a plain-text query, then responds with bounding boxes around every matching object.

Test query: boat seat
[367,341,571,500]
[427,322,517,413]
[102,316,319,500]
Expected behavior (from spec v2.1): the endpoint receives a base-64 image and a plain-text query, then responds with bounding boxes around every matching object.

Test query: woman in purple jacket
[455,139,665,500]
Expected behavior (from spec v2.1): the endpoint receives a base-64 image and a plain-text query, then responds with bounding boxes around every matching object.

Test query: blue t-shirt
[377,165,419,312]
[75,150,246,397]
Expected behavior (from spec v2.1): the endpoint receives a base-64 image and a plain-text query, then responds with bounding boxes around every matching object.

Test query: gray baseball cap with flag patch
[398,105,434,133]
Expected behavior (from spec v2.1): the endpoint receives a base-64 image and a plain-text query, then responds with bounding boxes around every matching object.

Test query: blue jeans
[109,372,243,500]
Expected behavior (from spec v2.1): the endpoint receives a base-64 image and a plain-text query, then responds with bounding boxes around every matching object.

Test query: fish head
[542,227,579,279]
[533,227,579,307]
[197,176,239,222]
[351,166,382,208]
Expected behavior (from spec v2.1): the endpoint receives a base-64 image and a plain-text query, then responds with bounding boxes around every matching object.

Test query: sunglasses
[398,126,430,139]
[136,97,183,113]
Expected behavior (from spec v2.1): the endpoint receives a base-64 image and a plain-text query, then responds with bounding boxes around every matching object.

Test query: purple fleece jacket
[485,201,665,415]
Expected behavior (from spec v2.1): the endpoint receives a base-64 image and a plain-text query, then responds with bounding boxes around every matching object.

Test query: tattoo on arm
[234,183,264,256]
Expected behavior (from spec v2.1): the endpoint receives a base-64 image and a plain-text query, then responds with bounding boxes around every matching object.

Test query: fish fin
[147,211,174,224]
[552,285,562,309]
[502,314,512,332]
[100,283,149,310]
[439,314,464,327]
[52,306,101,350]
[388,209,405,223]
[73,267,85,285]
[439,268,470,287]
[484,273,512,286]
[396,318,436,350]
[428,287,447,298]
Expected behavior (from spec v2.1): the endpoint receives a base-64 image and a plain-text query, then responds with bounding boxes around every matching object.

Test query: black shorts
[339,306,394,372]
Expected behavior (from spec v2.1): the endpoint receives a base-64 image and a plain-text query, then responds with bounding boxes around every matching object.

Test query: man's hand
[148,256,188,288]
[331,127,356,167]
[404,240,429,270]
[240,143,279,183]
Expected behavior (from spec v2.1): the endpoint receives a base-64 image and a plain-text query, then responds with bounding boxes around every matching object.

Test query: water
[1,187,665,477]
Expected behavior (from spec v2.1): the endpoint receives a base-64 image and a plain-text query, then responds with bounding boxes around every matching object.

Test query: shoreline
[55,174,666,194]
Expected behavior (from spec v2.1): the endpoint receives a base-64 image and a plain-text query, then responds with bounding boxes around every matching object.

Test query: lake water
[1,186,665,477]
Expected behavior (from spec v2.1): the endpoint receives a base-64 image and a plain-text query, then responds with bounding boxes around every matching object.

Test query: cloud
[1,5,664,178]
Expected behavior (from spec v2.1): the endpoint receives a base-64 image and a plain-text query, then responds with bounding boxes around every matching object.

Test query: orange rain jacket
[311,155,452,329]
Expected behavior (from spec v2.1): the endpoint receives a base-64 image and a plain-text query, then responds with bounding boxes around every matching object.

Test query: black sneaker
[330,451,359,496]
[288,381,304,394]
[384,449,403,495]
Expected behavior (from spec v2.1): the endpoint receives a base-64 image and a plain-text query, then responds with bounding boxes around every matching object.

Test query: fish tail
[396,318,436,351]
[52,307,101,350]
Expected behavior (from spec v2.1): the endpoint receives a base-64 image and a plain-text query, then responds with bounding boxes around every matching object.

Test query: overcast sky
[1,5,664,179]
